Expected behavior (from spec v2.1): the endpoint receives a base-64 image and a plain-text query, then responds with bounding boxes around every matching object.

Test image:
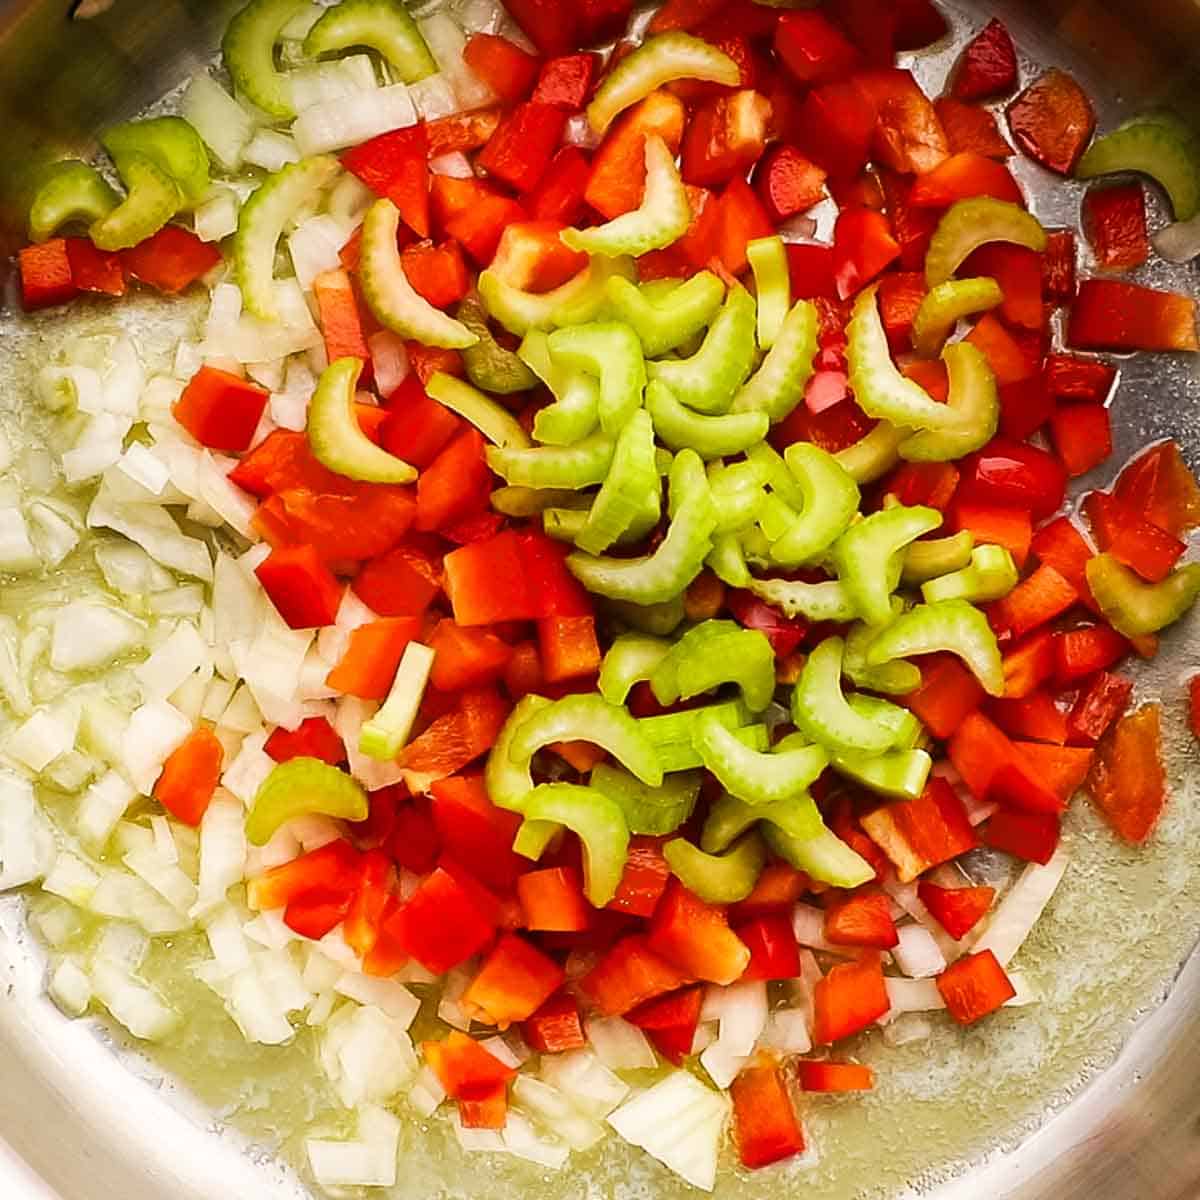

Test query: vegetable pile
[7,0,1200,1192]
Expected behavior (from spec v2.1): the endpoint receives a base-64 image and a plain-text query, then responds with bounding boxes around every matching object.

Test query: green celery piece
[846,286,961,432]
[510,693,663,786]
[746,235,790,348]
[309,358,416,483]
[491,486,588,517]
[842,698,921,750]
[792,636,898,756]
[524,783,630,906]
[102,116,210,208]
[744,442,805,508]
[707,532,752,588]
[761,821,875,889]
[361,198,477,347]
[646,283,757,415]
[598,633,672,705]
[479,255,635,337]
[359,641,435,760]
[90,155,181,252]
[832,503,942,626]
[637,699,762,772]
[457,298,538,395]
[663,834,766,904]
[646,380,768,461]
[485,695,553,812]
[769,442,860,567]
[701,790,824,853]
[922,543,1019,604]
[28,161,119,242]
[1077,113,1200,221]
[605,594,686,637]
[899,341,999,463]
[303,0,436,83]
[576,409,660,554]
[1086,553,1200,637]
[667,447,710,516]
[513,817,561,862]
[911,276,1004,357]
[223,0,307,120]
[843,605,923,695]
[650,620,775,712]
[605,272,725,358]
[865,598,1005,696]
[925,197,1048,287]
[730,298,818,423]
[708,460,768,534]
[246,757,367,845]
[563,135,690,257]
[587,32,740,134]
[755,493,796,544]
[659,724,768,773]
[519,329,601,445]
[486,435,616,489]
[591,764,700,836]
[426,371,531,450]
[544,508,589,542]
[234,154,339,320]
[901,530,975,586]
[694,712,829,805]
[836,421,905,484]
[830,748,932,800]
[548,321,647,435]
[749,577,857,623]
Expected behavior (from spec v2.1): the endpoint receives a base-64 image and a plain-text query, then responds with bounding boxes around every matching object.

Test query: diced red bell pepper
[392,866,496,974]
[523,991,587,1053]
[917,881,995,940]
[443,532,534,626]
[425,109,502,158]
[1112,440,1200,537]
[1083,490,1186,583]
[829,798,889,884]
[424,1030,517,1100]
[515,530,592,618]
[731,862,810,923]
[463,33,540,104]
[902,653,984,740]
[538,615,601,684]
[964,313,1037,385]
[436,183,527,269]
[1044,354,1117,405]
[855,68,949,177]
[793,79,877,182]
[1086,703,1167,844]
[909,152,1023,208]
[934,97,1013,160]
[266,715,346,765]
[990,563,1079,641]
[517,867,591,932]
[1083,182,1148,271]
[987,758,1067,816]
[716,175,774,276]
[526,146,592,226]
[502,641,544,701]
[648,879,751,985]
[587,90,687,219]
[1190,675,1200,742]
[399,687,510,791]
[228,429,346,498]
[349,786,402,851]
[860,777,978,882]
[774,10,860,85]
[813,952,889,1044]
[797,1060,874,1092]
[173,366,268,453]
[416,428,490,534]
[248,839,362,911]
[428,621,513,693]
[18,239,80,310]
[878,168,938,272]
[735,913,802,981]
[1067,671,1133,746]
[579,934,691,1016]
[952,18,1017,100]
[958,437,1067,520]
[682,90,771,190]
[731,1064,806,1170]
[120,225,222,293]
[1043,229,1078,304]
[1000,629,1056,699]
[313,268,372,377]
[499,0,577,56]
[752,143,827,223]
[1069,278,1199,353]
[255,544,342,629]
[462,933,565,1027]
[877,271,926,351]
[458,1085,507,1130]
[577,0,634,44]
[386,799,441,874]
[400,240,470,308]
[963,244,1044,331]
[153,726,222,826]
[64,237,126,296]
[832,208,899,300]
[998,375,1053,441]
[823,890,898,949]
[533,52,597,109]
[1029,514,1094,601]
[780,245,835,305]
[950,501,1033,568]
[727,590,808,658]
[381,374,463,467]
[647,0,727,33]
[429,774,525,891]
[989,689,1069,745]
[1052,624,1128,686]
[829,167,886,213]
[351,542,442,617]
[936,949,1016,1024]
[626,985,703,1065]
[607,835,672,918]
[829,0,896,66]
[983,807,1061,863]
[491,221,588,294]
[883,463,961,514]
[341,849,393,958]
[1016,742,1094,803]
[326,616,422,700]
[947,710,1023,801]
[1007,69,1096,175]
[894,0,948,47]
[477,101,566,194]
[284,891,354,940]
[341,124,430,237]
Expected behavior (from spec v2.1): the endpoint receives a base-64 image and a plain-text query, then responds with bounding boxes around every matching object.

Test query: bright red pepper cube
[174,365,269,452]
[255,544,343,629]
[18,239,79,310]
[477,102,567,193]
[936,949,1017,1024]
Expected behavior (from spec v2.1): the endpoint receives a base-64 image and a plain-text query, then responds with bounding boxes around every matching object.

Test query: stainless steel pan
[0,2,1197,1197]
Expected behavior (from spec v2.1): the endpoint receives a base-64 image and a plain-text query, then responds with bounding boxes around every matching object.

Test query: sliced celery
[304,0,437,83]
[90,155,181,252]
[223,0,308,120]
[425,371,531,450]
[605,272,725,359]
[28,162,119,243]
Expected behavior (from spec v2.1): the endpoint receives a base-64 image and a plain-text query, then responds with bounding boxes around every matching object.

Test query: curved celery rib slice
[304,0,437,83]
[647,380,767,461]
[901,530,975,586]
[234,155,339,320]
[425,371,531,450]
[309,357,417,483]
[746,235,790,349]
[768,443,860,567]
[836,421,905,484]
[830,748,932,801]
[748,577,857,623]
[90,155,182,252]
[730,298,818,424]
[487,436,616,489]
[1086,553,1200,637]
[479,255,635,338]
[843,608,923,695]
[694,713,828,806]
[911,276,1004,358]
[28,161,119,243]
[360,198,477,348]
[663,834,765,904]
[576,409,660,556]
[922,544,1018,605]
[102,116,210,207]
[899,341,999,463]
[605,272,724,359]
[761,820,875,889]
[592,764,700,837]
[701,790,824,854]
[547,322,646,435]
[223,0,307,121]
[246,757,367,845]
[651,620,775,712]
[791,636,898,757]
[523,784,630,907]
[484,695,552,811]
[563,136,691,258]
[598,633,672,706]
[359,642,436,761]
[519,330,600,446]
[925,197,1047,287]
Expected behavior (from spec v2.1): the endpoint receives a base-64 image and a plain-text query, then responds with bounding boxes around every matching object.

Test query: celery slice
[836,421,905,484]
[519,329,601,446]
[911,276,1003,357]
[547,322,646,436]
[747,235,790,349]
[701,790,824,854]
[730,298,818,423]
[246,757,367,845]
[304,0,437,83]
[901,530,975,586]
[899,341,999,463]
[28,161,119,243]
[768,442,860,567]
[1086,554,1200,637]
[663,834,765,904]
[831,748,932,800]
[651,620,775,712]
[605,272,725,359]
[425,371,531,450]
[576,409,659,555]
[90,156,181,252]
[223,0,308,121]
[694,713,829,806]
[486,436,616,489]
[748,577,857,623]
[922,544,1019,604]
[485,695,552,812]
[458,297,538,396]
[479,256,635,338]
[791,637,898,756]
[924,196,1047,287]
[359,641,436,760]
[843,609,924,696]
[523,783,630,907]
[761,821,875,889]
[591,764,700,836]
[102,116,210,207]
[646,380,768,460]
[598,633,672,706]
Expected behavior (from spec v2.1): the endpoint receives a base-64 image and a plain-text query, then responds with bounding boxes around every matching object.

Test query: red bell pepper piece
[248,839,362,911]
[424,1030,516,1099]
[517,867,591,933]
[523,991,587,1053]
[342,848,393,958]
[829,0,895,66]
[877,271,926,351]
[952,18,1017,101]
[1190,675,1200,742]
[1029,514,1094,601]
[416,428,490,534]
[950,501,1033,568]
[813,952,889,1044]
[579,934,691,1016]
[462,932,565,1027]
[398,687,510,791]
[958,437,1067,520]
[989,690,1069,745]
[381,374,463,466]
[255,544,343,629]
[18,239,80,309]
[878,167,938,271]
[883,462,960,513]
[626,985,703,1065]
[326,616,422,700]
[963,243,1043,331]
[341,125,429,237]
[429,774,525,891]
[428,621,513,693]
[917,881,995,940]
[947,710,1024,801]
[1069,278,1199,353]
[894,0,948,48]
[463,33,540,104]
[832,208,899,300]
[901,653,985,740]
[577,0,634,44]
[753,143,827,223]
[393,866,496,974]
[861,777,978,882]
[607,835,672,918]
[399,240,470,308]
[425,110,502,158]
[120,225,222,293]
[1067,671,1133,746]
[443,531,537,626]
[1044,353,1116,404]
[855,68,949,177]
[153,726,222,827]
[538,615,601,684]
[987,758,1067,816]
[648,879,751,985]
[936,949,1016,1024]
[477,101,567,194]
[727,590,808,658]
[266,715,346,765]
[1082,490,1186,583]
[64,237,126,296]
[1112,440,1200,537]
[386,799,441,874]
[173,365,268,453]
[735,913,802,981]
[934,97,1013,160]
[793,79,877,182]
[647,0,724,33]
[1007,68,1096,175]
[774,11,860,85]
[1052,624,1128,685]
[682,90,771,190]
[458,1085,507,1130]
[1016,742,1094,803]
[1043,229,1078,304]
[716,175,774,276]
[997,375,1053,440]
[313,269,372,378]
[1000,629,1057,699]
[526,146,592,226]
[502,641,544,702]
[351,542,442,617]
[284,891,354,940]
[829,797,889,884]
[490,221,588,294]
[1086,703,1167,844]
[983,807,1060,863]
[908,152,1023,208]
[515,531,592,619]
[823,890,898,950]
[797,1060,874,1092]
[990,563,1079,641]
[499,0,577,56]
[964,313,1037,385]
[228,429,346,497]
[731,1064,806,1170]
[1083,182,1149,271]
[261,486,416,569]
[349,786,401,850]
[533,53,597,110]
[586,90,686,219]
[829,167,885,213]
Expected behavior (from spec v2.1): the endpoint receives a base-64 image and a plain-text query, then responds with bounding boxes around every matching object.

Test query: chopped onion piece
[135,620,209,699]
[882,1013,932,1047]
[883,976,944,1018]
[221,730,274,807]
[408,1064,447,1117]
[121,699,191,794]
[539,1048,628,1119]
[194,187,240,243]
[49,957,92,1017]
[87,493,214,581]
[368,330,410,397]
[971,845,1070,967]
[8,705,78,774]
[288,214,347,292]
[0,509,40,573]
[115,444,170,495]
[585,1015,657,1070]
[334,973,420,1027]
[511,1075,607,1151]
[42,852,101,906]
[205,904,252,972]
[501,1111,570,1170]
[320,1003,419,1108]
[182,73,255,171]
[91,960,177,1040]
[307,1106,400,1189]
[451,1113,506,1154]
[759,1009,812,1055]
[892,923,948,979]
[194,793,248,916]
[428,151,473,178]
[408,73,460,121]
[242,129,302,172]
[293,84,418,156]
[791,901,856,957]
[123,848,198,914]
[418,14,495,110]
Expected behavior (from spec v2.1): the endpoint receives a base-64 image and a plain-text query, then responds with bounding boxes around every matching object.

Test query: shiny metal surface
[0,2,1198,1198]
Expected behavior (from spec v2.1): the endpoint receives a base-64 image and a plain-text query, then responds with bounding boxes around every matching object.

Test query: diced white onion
[585,1015,657,1071]
[243,129,302,172]
[0,509,40,573]
[182,73,255,171]
[135,620,208,700]
[194,187,241,243]
[428,151,474,178]
[288,214,347,292]
[1153,213,1200,263]
[42,852,101,906]
[221,730,274,807]
[293,84,418,157]
[511,1075,606,1151]
[320,1003,419,1108]
[334,973,420,1027]
[418,14,495,110]
[50,602,144,672]
[8,705,78,774]
[408,1063,447,1117]
[194,793,248,915]
[970,845,1069,967]
[539,1048,628,1119]
[408,72,461,121]
[307,1106,400,1189]
[368,330,409,398]
[123,848,198,914]
[91,959,178,1040]
[287,55,378,113]
[790,901,855,957]
[892,923,948,979]
[87,492,214,581]
[121,699,191,794]
[48,957,92,1017]
[759,1009,812,1055]
[501,1111,570,1170]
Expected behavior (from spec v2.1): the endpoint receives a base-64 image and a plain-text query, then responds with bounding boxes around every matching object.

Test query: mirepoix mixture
[5,0,1200,1192]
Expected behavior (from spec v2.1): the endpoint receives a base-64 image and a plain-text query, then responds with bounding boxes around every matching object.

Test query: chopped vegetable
[246,757,368,845]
